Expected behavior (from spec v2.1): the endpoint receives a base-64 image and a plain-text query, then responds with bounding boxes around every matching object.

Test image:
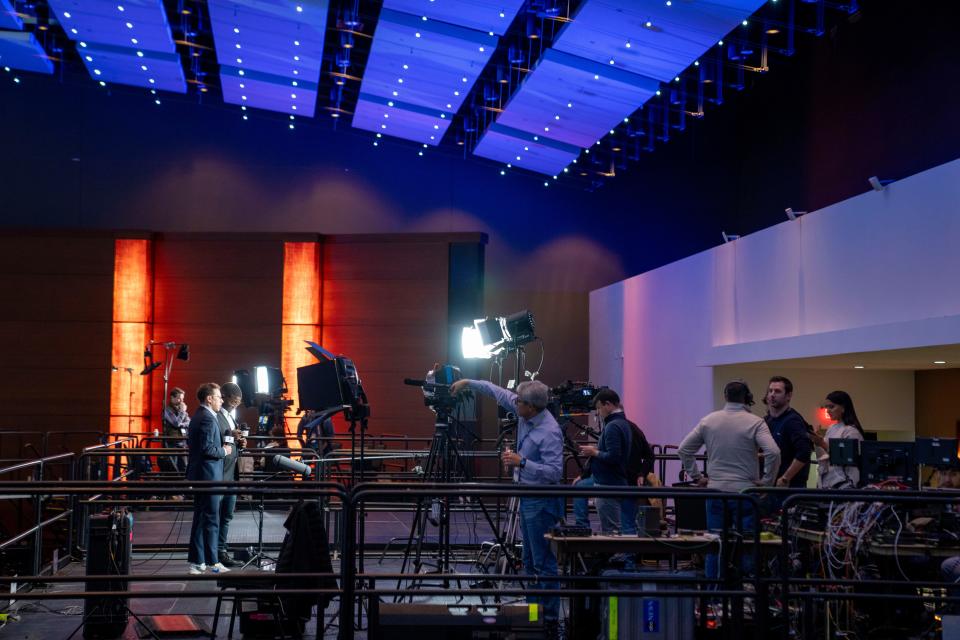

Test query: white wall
[712,366,915,436]
[590,157,960,448]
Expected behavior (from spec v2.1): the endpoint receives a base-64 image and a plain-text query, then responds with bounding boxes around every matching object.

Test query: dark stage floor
[5,504,552,639]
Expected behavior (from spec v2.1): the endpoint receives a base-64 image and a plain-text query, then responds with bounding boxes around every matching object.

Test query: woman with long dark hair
[811,390,865,488]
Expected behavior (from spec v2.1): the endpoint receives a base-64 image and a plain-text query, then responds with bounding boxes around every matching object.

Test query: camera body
[549,380,604,416]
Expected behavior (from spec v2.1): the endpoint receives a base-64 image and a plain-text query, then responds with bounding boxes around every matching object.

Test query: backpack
[622,419,654,486]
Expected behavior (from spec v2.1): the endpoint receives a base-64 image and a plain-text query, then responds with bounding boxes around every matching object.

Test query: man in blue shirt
[451,377,564,624]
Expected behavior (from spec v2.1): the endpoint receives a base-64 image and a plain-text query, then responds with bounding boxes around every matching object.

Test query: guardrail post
[338,489,356,640]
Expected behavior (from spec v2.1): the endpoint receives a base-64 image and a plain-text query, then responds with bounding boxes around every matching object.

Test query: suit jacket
[216,410,240,481]
[185,406,225,482]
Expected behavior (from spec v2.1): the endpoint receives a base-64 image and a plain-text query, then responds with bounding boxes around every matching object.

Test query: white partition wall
[590,157,960,447]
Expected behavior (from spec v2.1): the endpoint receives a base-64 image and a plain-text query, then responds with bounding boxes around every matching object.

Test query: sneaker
[188,563,205,575]
[210,562,230,573]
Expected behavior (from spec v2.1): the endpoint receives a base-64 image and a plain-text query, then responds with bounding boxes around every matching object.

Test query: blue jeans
[218,493,237,554]
[705,498,755,581]
[519,497,561,620]
[188,493,222,566]
[942,556,960,610]
[572,476,593,528]
[573,477,638,535]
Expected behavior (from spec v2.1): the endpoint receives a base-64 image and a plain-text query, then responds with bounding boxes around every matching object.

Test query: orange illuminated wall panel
[110,238,153,435]
[281,241,322,442]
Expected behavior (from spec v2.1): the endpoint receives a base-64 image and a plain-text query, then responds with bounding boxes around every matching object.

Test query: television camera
[550,380,605,417]
[404,364,465,415]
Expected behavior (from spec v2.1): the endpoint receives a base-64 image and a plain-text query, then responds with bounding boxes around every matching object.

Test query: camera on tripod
[233,366,294,435]
[402,364,465,415]
[549,380,605,416]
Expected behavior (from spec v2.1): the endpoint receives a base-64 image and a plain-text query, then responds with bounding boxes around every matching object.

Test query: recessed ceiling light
[854,365,864,369]
[934,360,947,365]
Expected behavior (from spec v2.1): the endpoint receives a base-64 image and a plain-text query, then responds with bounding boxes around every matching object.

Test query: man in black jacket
[186,382,233,574]
[579,388,654,535]
[764,376,812,489]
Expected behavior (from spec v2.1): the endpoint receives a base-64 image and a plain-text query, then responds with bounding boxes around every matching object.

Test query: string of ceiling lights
[1,0,860,191]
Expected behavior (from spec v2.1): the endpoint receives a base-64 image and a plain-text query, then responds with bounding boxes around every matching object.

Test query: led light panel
[208,0,328,116]
[0,31,54,74]
[473,122,580,176]
[383,0,526,36]
[48,0,185,91]
[352,7,495,142]
[553,0,766,82]
[1,0,23,31]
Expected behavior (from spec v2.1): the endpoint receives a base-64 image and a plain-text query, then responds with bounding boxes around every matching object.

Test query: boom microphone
[403,378,450,389]
[271,455,312,477]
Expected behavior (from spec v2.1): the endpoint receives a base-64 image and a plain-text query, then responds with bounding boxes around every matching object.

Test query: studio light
[139,347,161,375]
[785,207,807,221]
[253,366,285,396]
[461,326,492,359]
[502,310,536,346]
[475,317,505,347]
[868,176,893,192]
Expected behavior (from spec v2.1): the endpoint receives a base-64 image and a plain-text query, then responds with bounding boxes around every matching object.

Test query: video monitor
[915,437,960,468]
[829,438,860,467]
[860,440,917,487]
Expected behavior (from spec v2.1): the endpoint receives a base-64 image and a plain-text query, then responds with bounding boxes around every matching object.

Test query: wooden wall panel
[916,369,960,437]
[150,236,284,425]
[0,231,483,447]
[0,234,115,441]
[322,239,450,438]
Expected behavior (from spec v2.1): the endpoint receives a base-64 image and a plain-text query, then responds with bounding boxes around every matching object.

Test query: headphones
[724,379,755,406]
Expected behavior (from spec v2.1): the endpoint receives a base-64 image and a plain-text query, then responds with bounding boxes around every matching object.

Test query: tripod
[242,470,288,570]
[397,409,520,600]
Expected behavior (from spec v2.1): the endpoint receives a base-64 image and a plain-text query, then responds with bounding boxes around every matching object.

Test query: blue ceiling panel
[473,122,580,176]
[493,48,658,150]
[553,0,766,82]
[208,0,328,115]
[353,7,495,143]
[49,0,178,54]
[220,65,317,116]
[383,0,526,36]
[79,42,185,92]
[0,31,54,74]
[1,0,23,31]
[353,93,454,145]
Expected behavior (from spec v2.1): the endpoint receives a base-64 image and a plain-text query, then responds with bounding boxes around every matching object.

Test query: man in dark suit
[215,382,247,567]
[186,382,233,574]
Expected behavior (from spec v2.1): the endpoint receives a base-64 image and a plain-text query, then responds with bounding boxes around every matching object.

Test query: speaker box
[84,510,133,639]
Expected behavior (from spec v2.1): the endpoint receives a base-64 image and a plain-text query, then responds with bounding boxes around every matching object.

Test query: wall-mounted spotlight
[785,207,808,221]
[867,176,894,192]
[721,231,740,243]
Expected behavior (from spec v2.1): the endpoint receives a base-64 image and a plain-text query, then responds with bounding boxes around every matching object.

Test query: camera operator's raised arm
[452,379,518,414]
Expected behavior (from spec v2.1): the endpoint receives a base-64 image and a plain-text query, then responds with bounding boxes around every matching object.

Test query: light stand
[140,341,189,427]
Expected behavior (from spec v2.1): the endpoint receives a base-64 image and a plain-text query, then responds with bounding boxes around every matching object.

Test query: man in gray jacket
[677,380,780,579]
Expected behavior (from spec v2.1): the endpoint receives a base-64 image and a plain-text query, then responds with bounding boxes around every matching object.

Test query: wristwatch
[520,457,527,468]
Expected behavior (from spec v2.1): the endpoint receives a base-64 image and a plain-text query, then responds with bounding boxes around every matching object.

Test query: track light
[721,231,740,243]
[785,207,807,221]
[867,176,893,192]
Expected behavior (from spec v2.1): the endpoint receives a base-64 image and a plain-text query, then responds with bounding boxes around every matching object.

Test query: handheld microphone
[271,455,312,477]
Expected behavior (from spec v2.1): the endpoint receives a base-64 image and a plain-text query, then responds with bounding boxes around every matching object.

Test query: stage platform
[5,504,554,639]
